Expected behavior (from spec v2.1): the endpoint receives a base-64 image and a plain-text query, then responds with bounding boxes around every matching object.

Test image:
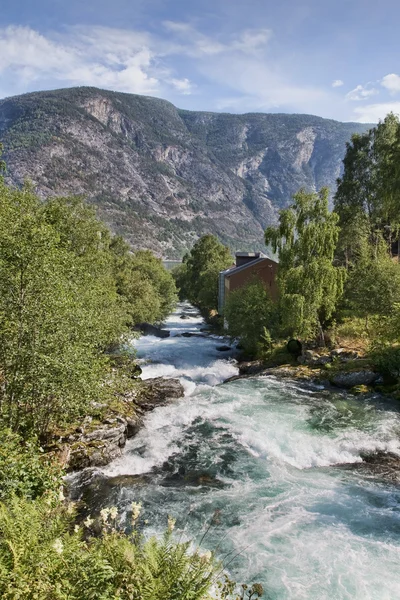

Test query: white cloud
[332,79,344,88]
[170,77,193,95]
[381,73,400,94]
[161,21,333,116]
[0,22,352,121]
[346,84,378,101]
[163,21,272,57]
[353,101,400,123]
[0,25,160,95]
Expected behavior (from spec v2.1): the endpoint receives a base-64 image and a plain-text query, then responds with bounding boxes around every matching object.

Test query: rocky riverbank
[235,346,382,392]
[51,377,185,472]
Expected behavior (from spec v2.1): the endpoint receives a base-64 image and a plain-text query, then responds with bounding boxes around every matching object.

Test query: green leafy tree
[176,235,233,316]
[109,239,177,324]
[0,143,5,175]
[334,114,400,264]
[224,280,276,356]
[265,188,346,341]
[343,236,400,328]
[129,250,177,321]
[0,183,128,435]
[110,237,164,324]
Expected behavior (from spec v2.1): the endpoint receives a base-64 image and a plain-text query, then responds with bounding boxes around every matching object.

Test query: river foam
[96,304,400,599]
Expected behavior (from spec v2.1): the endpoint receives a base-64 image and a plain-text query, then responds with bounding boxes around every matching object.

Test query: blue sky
[1,0,400,122]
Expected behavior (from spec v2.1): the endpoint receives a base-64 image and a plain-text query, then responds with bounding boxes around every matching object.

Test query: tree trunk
[317,319,325,347]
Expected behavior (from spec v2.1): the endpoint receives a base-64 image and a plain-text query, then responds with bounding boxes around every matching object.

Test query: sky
[1,0,400,122]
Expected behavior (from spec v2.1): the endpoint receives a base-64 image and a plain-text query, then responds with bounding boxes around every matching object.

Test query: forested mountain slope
[0,87,369,257]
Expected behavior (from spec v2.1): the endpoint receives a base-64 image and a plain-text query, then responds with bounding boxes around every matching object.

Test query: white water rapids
[74,304,400,599]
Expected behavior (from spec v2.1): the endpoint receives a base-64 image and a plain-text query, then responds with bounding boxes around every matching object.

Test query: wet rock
[239,361,264,376]
[339,452,400,484]
[330,370,379,388]
[216,345,231,352]
[180,332,206,338]
[133,322,170,338]
[137,377,185,409]
[62,377,183,472]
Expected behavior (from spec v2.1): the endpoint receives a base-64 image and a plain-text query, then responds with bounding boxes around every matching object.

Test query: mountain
[0,87,369,258]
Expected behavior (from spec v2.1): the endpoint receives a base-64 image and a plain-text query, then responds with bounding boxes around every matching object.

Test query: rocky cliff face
[0,87,369,257]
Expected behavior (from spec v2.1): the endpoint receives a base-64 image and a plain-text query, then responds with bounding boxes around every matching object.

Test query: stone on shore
[330,370,379,388]
[61,377,184,472]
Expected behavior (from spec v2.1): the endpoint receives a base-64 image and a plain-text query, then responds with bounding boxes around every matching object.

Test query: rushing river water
[73,303,400,599]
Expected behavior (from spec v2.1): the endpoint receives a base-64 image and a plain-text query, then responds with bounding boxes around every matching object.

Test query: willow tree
[265,188,346,342]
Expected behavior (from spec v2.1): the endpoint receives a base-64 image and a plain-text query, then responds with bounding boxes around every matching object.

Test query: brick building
[218,252,279,315]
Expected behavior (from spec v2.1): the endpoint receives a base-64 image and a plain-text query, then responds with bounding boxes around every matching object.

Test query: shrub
[0,497,252,600]
[224,280,276,357]
[0,429,62,502]
[371,346,400,383]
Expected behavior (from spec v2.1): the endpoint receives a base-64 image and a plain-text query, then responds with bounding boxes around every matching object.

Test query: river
[73,303,400,599]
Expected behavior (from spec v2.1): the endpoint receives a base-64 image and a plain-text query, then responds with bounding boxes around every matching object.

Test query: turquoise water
[77,304,400,599]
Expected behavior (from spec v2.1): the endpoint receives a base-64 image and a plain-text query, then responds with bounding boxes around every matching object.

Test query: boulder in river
[136,377,185,410]
[180,332,207,338]
[133,322,170,338]
[338,451,400,484]
[216,345,231,352]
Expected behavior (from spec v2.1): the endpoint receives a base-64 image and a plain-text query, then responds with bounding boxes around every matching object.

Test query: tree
[224,280,275,356]
[0,143,5,175]
[175,235,233,316]
[265,188,346,341]
[334,114,400,265]
[0,183,128,435]
[109,237,177,324]
[130,250,177,321]
[343,236,400,328]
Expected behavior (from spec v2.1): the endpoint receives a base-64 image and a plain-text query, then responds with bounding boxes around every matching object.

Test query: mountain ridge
[0,86,370,257]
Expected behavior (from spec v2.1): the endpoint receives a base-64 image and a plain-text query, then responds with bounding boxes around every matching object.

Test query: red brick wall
[226,258,279,301]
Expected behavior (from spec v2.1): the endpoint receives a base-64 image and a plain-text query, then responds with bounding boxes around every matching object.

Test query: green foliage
[0,429,62,502]
[0,181,174,436]
[130,250,177,321]
[0,143,6,175]
[265,188,346,340]
[0,496,241,600]
[0,183,128,436]
[224,280,275,357]
[343,236,400,323]
[174,235,233,316]
[110,237,177,324]
[371,346,400,383]
[334,113,400,265]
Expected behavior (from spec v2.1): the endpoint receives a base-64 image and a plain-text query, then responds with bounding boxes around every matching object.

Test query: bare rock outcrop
[59,377,185,472]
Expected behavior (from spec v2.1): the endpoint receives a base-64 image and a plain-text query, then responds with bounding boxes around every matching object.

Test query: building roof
[220,255,277,277]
